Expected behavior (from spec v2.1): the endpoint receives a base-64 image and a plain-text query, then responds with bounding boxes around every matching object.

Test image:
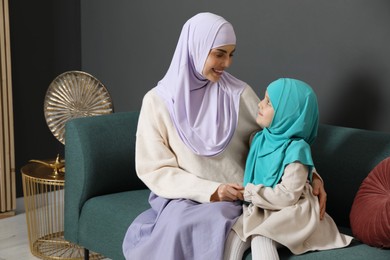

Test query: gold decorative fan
[44,71,113,144]
[32,71,113,177]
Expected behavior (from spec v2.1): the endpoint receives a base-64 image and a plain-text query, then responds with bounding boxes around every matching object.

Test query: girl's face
[256,91,274,128]
[202,45,235,82]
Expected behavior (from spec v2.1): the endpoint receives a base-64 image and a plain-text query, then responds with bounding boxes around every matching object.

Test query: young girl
[225,78,353,259]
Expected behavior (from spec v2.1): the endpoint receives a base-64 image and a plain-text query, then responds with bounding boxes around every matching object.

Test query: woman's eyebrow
[215,48,236,54]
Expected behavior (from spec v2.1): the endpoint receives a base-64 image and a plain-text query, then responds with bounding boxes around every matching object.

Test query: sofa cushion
[350,157,390,248]
[78,189,151,260]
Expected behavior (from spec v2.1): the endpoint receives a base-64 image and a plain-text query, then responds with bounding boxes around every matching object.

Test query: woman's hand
[210,183,244,202]
[311,174,327,220]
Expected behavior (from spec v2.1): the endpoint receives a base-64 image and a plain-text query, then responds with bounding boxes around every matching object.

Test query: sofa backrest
[65,111,390,232]
[311,124,390,228]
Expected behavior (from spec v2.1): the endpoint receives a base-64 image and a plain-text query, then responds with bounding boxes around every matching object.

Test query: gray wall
[81,0,390,132]
[9,0,390,199]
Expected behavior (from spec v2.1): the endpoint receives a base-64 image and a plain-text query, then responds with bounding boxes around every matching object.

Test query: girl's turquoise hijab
[243,78,319,187]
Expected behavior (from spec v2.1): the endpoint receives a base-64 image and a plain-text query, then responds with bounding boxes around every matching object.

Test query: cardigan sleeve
[135,90,221,203]
[244,162,309,210]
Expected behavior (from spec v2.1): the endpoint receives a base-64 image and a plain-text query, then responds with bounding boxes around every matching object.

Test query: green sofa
[64,111,390,260]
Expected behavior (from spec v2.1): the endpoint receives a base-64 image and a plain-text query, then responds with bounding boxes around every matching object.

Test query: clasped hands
[210,175,327,220]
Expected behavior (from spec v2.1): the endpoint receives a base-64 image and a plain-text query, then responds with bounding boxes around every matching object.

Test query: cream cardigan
[135,85,260,203]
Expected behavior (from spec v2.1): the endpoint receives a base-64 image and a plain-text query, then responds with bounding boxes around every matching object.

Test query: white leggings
[224,231,279,260]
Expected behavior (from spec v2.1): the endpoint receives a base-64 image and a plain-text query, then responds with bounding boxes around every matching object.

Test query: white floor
[0,213,111,260]
[0,213,40,260]
[1,200,112,260]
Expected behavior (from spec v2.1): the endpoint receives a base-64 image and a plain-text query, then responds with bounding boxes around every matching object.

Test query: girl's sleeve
[135,92,220,203]
[244,162,309,210]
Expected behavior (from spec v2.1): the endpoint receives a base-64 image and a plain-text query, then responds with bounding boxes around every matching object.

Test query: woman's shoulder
[241,85,259,100]
[142,88,161,102]
[140,88,167,108]
[138,88,174,134]
[138,88,171,122]
[238,85,259,119]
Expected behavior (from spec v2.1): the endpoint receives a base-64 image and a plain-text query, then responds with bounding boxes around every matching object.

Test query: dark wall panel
[10,0,81,198]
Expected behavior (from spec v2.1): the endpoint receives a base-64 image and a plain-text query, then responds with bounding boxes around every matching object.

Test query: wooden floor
[0,213,40,260]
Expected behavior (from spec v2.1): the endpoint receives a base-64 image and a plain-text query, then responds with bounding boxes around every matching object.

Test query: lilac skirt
[122,192,242,260]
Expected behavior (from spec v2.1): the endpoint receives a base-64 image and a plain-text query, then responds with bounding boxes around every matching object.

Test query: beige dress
[233,163,353,255]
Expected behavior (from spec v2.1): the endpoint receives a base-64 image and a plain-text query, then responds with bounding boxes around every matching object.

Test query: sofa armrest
[64,111,146,243]
[312,124,390,228]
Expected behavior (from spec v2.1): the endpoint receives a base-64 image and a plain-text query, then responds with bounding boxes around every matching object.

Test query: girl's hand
[312,175,327,220]
[211,183,244,202]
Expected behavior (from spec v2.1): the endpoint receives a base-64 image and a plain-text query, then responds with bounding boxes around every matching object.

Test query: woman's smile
[213,68,224,75]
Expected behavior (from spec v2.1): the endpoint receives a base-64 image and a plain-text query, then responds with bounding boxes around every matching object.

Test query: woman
[122,13,327,260]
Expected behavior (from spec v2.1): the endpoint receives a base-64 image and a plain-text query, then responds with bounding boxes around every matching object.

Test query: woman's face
[256,91,274,128]
[202,45,235,82]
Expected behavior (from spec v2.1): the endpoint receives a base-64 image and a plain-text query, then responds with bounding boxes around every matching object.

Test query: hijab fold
[243,78,319,187]
[155,13,246,157]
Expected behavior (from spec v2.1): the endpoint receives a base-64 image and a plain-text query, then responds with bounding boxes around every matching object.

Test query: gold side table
[21,160,103,260]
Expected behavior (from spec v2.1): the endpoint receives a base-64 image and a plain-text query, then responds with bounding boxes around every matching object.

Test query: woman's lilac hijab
[155,12,246,156]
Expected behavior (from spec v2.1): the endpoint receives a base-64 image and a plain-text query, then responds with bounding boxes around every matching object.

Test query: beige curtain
[0,0,15,217]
